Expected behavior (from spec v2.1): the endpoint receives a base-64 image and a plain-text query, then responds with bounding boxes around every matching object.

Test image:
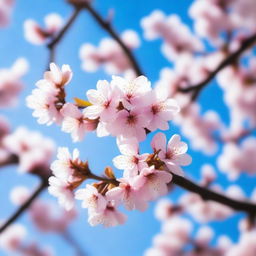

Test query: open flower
[151,133,192,176]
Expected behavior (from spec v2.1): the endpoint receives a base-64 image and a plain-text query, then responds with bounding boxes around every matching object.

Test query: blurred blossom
[79,30,140,74]
[0,58,29,108]
[0,0,14,27]
[3,126,55,173]
[24,13,63,45]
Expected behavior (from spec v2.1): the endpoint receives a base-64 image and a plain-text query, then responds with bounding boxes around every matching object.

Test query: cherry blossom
[3,127,55,173]
[112,137,148,177]
[24,13,63,45]
[151,133,192,176]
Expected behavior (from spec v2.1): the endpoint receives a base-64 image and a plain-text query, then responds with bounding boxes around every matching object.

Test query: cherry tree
[1,0,256,255]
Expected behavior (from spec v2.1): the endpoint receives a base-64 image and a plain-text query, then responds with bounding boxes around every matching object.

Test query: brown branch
[79,2,143,76]
[0,178,48,234]
[84,165,256,215]
[172,173,256,215]
[47,6,82,64]
[179,33,256,100]
[0,154,18,168]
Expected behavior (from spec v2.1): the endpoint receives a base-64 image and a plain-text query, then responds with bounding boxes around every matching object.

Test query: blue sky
[0,0,254,255]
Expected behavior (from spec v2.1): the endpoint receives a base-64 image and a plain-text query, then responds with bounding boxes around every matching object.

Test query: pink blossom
[0,0,14,27]
[61,103,97,142]
[217,137,256,180]
[107,107,149,142]
[111,75,151,109]
[151,133,192,176]
[134,166,172,201]
[26,63,72,125]
[30,200,76,233]
[145,89,180,131]
[0,224,26,252]
[10,186,30,206]
[48,176,75,211]
[75,184,107,213]
[106,177,148,211]
[141,11,204,61]
[0,58,28,108]
[24,13,63,45]
[80,30,140,74]
[50,147,81,181]
[112,137,148,177]
[154,198,176,222]
[3,127,55,173]
[84,79,120,122]
[44,63,72,87]
[88,201,127,227]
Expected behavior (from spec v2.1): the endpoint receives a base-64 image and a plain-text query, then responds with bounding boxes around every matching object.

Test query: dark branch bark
[179,33,256,100]
[47,7,82,64]
[0,154,18,168]
[81,3,143,77]
[0,179,48,234]
[172,173,256,215]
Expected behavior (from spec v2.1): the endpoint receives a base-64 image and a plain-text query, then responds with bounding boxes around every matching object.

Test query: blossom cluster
[2,126,55,174]
[27,63,180,143]
[141,10,204,61]
[146,196,256,256]
[0,223,54,256]
[48,132,191,227]
[80,30,140,74]
[146,199,231,256]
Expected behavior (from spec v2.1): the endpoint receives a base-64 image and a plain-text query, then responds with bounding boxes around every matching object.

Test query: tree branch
[172,173,256,215]
[0,154,18,168]
[81,2,143,76]
[0,178,48,234]
[47,6,82,64]
[179,33,256,100]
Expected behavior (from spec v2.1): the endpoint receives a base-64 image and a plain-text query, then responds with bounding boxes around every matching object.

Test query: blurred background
[1,0,256,255]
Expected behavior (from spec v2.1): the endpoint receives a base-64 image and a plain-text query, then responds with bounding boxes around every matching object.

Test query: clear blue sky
[0,0,253,255]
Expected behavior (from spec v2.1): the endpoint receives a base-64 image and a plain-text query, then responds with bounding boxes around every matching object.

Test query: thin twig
[81,2,143,76]
[179,33,256,100]
[47,6,82,64]
[62,230,87,256]
[172,173,256,215]
[0,179,48,234]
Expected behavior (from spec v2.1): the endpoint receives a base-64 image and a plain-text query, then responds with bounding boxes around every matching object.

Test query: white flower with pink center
[88,201,127,227]
[106,176,149,211]
[48,176,75,211]
[107,108,149,141]
[50,147,80,181]
[113,137,148,177]
[44,63,72,87]
[84,79,120,122]
[111,75,151,109]
[75,184,107,213]
[133,166,172,201]
[151,133,192,176]
[61,103,97,142]
[145,88,180,131]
